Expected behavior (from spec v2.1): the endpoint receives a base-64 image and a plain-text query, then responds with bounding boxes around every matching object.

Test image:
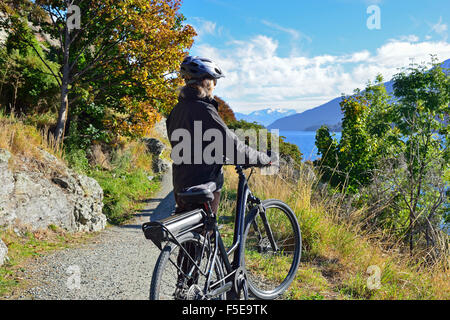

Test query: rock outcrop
[0,238,7,267]
[143,138,166,156]
[0,148,107,233]
[152,157,170,174]
[142,137,170,174]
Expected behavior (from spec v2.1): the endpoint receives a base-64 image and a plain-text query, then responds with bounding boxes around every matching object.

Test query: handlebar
[236,163,270,170]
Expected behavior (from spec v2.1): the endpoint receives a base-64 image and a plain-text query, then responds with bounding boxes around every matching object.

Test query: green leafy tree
[315,125,338,184]
[228,119,303,165]
[315,75,394,192]
[388,58,449,255]
[316,58,449,258]
[0,19,59,114]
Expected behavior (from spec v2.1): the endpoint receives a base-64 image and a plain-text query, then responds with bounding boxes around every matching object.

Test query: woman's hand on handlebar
[240,151,279,169]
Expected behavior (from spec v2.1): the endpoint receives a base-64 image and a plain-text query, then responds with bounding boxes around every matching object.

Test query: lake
[279,130,342,161]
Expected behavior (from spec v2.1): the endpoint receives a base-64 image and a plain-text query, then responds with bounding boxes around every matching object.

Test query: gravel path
[22,170,175,300]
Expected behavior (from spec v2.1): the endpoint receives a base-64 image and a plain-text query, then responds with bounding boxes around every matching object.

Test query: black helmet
[180,56,225,80]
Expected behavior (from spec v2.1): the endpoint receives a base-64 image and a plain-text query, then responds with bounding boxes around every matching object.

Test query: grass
[0,225,95,298]
[0,110,63,162]
[86,140,161,225]
[218,165,450,300]
[90,167,160,225]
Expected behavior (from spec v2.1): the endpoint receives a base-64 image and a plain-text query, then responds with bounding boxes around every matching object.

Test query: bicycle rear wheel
[150,231,225,300]
[242,199,301,299]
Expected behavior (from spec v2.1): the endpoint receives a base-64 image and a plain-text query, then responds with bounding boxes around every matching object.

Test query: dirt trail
[21,170,174,300]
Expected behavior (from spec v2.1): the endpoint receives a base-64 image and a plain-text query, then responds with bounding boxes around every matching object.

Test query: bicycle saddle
[177,182,216,204]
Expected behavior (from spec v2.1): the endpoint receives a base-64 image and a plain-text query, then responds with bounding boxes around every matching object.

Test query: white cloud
[261,20,312,43]
[192,33,450,113]
[261,20,311,57]
[432,17,448,34]
[429,16,448,40]
[190,17,220,40]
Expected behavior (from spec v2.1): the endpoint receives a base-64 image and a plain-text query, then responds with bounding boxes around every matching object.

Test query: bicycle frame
[146,165,278,299]
[205,164,282,299]
[200,165,256,299]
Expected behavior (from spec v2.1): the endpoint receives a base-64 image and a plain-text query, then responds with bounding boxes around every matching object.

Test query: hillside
[267,96,345,131]
[268,58,450,131]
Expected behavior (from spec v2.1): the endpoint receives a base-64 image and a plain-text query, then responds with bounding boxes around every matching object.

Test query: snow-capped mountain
[235,108,297,126]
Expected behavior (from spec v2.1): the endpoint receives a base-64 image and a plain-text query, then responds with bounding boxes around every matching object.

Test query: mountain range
[267,58,450,131]
[234,108,297,127]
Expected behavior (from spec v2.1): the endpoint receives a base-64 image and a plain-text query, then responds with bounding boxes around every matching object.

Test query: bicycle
[142,164,302,300]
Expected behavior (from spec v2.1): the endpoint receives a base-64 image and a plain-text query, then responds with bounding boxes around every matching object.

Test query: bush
[65,102,111,151]
[65,148,90,173]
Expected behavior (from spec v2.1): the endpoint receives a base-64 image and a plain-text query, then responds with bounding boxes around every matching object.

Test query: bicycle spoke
[243,200,301,299]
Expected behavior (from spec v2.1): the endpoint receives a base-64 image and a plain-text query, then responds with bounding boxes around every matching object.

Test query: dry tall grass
[219,164,450,300]
[0,112,64,162]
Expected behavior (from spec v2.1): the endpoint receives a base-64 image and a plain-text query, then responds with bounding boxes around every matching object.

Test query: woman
[166,56,271,215]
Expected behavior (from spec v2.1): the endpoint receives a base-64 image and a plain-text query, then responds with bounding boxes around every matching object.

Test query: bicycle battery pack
[142,209,206,249]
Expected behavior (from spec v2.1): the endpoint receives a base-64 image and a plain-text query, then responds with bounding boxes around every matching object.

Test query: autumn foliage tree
[215,95,236,125]
[1,0,196,141]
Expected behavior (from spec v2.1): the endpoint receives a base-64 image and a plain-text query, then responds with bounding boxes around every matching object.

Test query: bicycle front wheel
[242,199,301,300]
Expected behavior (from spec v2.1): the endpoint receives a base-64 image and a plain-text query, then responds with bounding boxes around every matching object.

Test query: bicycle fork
[253,204,279,253]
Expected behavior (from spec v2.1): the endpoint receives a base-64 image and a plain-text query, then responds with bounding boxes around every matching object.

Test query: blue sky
[180,0,450,113]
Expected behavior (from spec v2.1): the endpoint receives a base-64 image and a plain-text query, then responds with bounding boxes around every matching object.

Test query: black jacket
[166,86,270,194]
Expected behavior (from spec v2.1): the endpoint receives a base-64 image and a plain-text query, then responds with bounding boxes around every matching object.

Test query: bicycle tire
[242,199,301,300]
[150,231,225,300]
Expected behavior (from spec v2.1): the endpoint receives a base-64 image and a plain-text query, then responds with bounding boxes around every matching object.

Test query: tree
[228,119,303,165]
[0,7,59,114]
[318,59,449,259]
[389,58,449,256]
[1,0,196,141]
[215,95,236,125]
[315,125,338,184]
[315,75,394,192]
